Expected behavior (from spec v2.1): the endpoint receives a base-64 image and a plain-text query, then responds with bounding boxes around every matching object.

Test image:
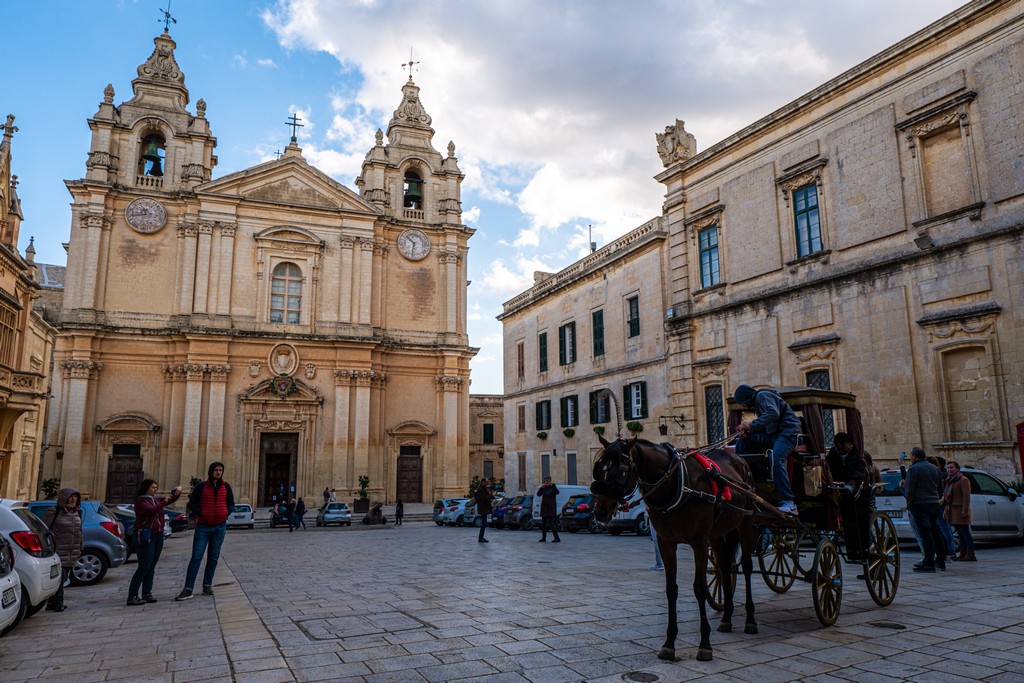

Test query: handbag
[137,526,153,545]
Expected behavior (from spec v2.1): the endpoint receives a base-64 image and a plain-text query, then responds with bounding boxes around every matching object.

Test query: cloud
[257,58,278,68]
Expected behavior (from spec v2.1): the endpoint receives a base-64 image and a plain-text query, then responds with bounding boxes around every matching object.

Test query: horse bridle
[599,441,718,514]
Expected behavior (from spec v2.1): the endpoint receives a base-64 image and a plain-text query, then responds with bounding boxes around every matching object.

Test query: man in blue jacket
[734,384,802,514]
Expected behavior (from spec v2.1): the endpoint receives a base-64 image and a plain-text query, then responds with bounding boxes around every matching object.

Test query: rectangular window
[541,453,551,480]
[623,381,648,420]
[516,404,526,433]
[793,184,823,258]
[703,385,725,443]
[538,332,548,373]
[627,296,640,338]
[560,395,579,428]
[558,321,577,365]
[589,391,611,424]
[516,341,525,382]
[483,460,494,480]
[805,369,835,447]
[535,400,552,431]
[698,225,721,288]
[566,453,578,486]
[483,423,494,444]
[592,309,605,357]
[518,453,526,491]
[0,303,17,367]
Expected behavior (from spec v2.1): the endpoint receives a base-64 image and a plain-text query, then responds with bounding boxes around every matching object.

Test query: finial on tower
[402,48,420,80]
[285,113,304,144]
[159,0,177,33]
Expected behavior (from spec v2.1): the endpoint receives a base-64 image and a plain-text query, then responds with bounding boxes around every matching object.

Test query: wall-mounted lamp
[659,414,686,436]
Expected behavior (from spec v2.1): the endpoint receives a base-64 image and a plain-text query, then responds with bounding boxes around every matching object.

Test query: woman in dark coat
[944,461,975,561]
[294,498,307,530]
[43,487,85,612]
[127,479,182,605]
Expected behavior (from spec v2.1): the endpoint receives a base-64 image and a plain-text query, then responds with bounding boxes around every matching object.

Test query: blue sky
[6,0,964,394]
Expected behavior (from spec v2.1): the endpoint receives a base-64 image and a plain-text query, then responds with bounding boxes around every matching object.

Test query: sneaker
[175,589,194,601]
[143,594,158,603]
[778,501,799,514]
[126,596,146,606]
[912,564,936,573]
[478,538,489,543]
[651,564,664,571]
[538,538,546,542]
[202,586,214,596]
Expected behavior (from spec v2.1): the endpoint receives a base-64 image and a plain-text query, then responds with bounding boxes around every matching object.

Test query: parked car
[503,495,535,530]
[227,503,255,529]
[559,493,600,533]
[876,467,1024,546]
[113,504,172,539]
[441,499,473,526]
[606,490,651,536]
[465,494,505,527]
[0,537,20,636]
[433,498,465,525]
[28,500,128,586]
[490,495,518,528]
[269,503,292,528]
[0,501,60,634]
[316,502,352,527]
[531,484,590,528]
[165,509,189,533]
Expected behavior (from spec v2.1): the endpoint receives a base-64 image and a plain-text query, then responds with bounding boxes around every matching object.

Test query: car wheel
[0,587,29,635]
[520,518,534,532]
[588,517,602,534]
[71,551,109,586]
[474,517,483,528]
[25,596,46,618]
[636,514,651,537]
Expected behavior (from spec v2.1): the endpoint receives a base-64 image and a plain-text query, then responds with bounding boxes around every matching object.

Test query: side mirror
[1008,488,1018,501]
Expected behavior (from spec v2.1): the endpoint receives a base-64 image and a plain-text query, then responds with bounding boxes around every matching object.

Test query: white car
[227,504,255,529]
[315,502,351,527]
[0,500,61,634]
[876,467,1024,545]
[606,489,651,536]
[0,536,22,636]
[440,499,473,526]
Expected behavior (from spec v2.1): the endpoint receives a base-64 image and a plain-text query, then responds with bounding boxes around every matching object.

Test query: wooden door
[106,445,142,503]
[396,446,422,502]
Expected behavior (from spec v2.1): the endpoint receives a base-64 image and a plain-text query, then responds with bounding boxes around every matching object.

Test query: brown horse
[591,436,758,662]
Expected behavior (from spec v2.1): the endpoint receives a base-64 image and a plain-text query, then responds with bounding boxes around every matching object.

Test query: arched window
[270,262,302,324]
[138,134,166,177]
[403,170,423,210]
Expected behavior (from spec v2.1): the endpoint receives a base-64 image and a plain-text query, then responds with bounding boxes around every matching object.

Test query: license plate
[50,564,60,579]
[887,511,903,519]
[2,587,14,609]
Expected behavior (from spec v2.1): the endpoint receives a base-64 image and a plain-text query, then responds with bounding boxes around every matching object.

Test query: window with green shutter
[623,381,648,419]
[592,309,605,357]
[627,296,640,338]
[589,390,610,424]
[535,400,551,430]
[558,321,576,365]
[538,332,548,373]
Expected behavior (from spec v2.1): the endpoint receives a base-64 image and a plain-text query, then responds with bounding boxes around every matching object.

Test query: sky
[5,0,966,395]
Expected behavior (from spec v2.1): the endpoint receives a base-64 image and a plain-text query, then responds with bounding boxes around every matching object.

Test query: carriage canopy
[726,386,863,455]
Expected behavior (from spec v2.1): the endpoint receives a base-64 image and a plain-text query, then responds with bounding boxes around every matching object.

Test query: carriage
[704,386,901,626]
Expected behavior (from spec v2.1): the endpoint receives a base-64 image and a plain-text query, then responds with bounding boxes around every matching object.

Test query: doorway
[396,446,422,502]
[259,433,298,506]
[106,444,143,503]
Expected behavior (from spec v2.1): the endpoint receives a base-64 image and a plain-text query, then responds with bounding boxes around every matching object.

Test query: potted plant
[537,431,548,440]
[353,475,371,513]
[593,425,605,436]
[563,428,575,438]
[626,420,643,434]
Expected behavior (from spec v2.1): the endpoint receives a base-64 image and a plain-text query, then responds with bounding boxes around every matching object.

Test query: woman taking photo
[127,479,182,605]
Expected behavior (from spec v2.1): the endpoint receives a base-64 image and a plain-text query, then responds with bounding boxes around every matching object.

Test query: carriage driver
[826,432,869,561]
[734,384,802,515]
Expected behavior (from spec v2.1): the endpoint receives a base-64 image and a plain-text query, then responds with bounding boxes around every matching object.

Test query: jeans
[909,503,945,567]
[184,522,227,591]
[129,532,165,598]
[953,523,975,552]
[936,515,956,555]
[770,433,799,502]
[478,513,488,540]
[294,513,305,529]
[540,515,560,540]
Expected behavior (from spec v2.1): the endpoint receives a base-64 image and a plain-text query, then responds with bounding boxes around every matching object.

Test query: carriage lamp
[659,414,686,436]
[659,417,670,436]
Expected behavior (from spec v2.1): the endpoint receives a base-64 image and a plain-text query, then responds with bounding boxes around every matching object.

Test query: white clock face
[125,197,167,234]
[397,229,430,261]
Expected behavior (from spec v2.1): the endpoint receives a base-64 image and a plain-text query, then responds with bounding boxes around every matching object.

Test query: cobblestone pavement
[2,516,1023,683]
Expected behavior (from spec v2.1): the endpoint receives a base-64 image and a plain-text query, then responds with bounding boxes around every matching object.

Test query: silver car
[0,501,61,633]
[315,502,352,527]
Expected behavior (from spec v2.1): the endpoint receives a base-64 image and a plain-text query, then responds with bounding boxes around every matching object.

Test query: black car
[559,494,600,533]
[164,510,189,533]
[270,504,292,528]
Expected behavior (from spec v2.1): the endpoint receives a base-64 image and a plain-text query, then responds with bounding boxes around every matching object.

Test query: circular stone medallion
[397,229,431,261]
[124,197,167,233]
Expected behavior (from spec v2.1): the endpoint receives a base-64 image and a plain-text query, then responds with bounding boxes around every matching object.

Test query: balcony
[136,175,164,189]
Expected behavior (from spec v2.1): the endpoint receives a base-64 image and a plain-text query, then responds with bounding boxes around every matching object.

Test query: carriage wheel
[757,528,797,594]
[705,548,736,612]
[812,538,842,627]
[864,512,900,607]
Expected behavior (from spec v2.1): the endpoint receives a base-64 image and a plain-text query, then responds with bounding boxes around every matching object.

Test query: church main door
[259,433,298,506]
[106,444,143,504]
[396,446,423,503]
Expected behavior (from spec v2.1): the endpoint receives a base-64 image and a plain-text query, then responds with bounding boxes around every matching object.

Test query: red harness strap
[687,450,732,502]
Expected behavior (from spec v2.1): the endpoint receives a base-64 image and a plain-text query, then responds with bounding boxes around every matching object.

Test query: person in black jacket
[475,479,494,543]
[826,433,868,561]
[536,477,561,543]
[905,447,946,572]
[294,498,307,531]
[285,499,297,532]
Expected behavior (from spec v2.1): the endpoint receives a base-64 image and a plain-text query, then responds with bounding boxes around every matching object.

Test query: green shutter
[639,381,648,418]
[558,325,566,365]
[536,402,543,430]
[623,385,633,421]
[589,391,598,423]
[559,397,567,428]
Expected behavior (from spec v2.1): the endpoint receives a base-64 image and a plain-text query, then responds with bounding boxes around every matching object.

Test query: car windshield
[879,472,903,496]
[234,505,252,513]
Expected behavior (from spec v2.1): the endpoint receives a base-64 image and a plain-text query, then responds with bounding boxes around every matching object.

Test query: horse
[591,435,758,662]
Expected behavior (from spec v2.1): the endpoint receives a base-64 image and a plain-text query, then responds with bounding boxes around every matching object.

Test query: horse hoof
[744,624,759,635]
[657,648,677,661]
[696,648,714,662]
[717,622,732,633]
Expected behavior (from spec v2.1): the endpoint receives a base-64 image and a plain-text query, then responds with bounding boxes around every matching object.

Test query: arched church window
[139,134,166,177]
[403,170,423,210]
[270,262,302,324]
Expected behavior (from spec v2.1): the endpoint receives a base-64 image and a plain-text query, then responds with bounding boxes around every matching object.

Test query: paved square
[2,518,1023,682]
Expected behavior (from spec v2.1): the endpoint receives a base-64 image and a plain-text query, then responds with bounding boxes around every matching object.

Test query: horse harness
[631,443,751,519]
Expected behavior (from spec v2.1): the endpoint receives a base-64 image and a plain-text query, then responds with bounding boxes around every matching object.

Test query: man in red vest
[176,461,235,601]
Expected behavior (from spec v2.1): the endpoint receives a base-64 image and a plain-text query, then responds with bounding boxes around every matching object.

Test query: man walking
[905,447,947,572]
[536,477,561,542]
[176,461,234,600]
[475,478,493,543]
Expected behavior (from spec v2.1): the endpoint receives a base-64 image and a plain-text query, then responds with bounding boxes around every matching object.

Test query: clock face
[397,229,430,261]
[125,197,167,234]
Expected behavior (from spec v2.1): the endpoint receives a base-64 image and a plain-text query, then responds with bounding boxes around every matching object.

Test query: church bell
[142,138,164,177]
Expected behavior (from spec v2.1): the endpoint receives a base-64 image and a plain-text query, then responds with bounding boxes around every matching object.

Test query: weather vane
[285,113,304,143]
[402,48,420,79]
[158,0,177,33]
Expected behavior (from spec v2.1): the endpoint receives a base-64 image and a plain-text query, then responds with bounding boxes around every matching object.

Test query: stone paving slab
[1,520,1023,682]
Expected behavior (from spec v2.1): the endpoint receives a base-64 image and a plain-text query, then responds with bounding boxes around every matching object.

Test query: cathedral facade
[43,31,476,504]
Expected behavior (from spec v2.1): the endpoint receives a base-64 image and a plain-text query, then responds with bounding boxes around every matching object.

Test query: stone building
[43,30,475,504]
[0,116,57,499]
[498,219,672,494]
[468,394,503,486]
[659,0,1024,477]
